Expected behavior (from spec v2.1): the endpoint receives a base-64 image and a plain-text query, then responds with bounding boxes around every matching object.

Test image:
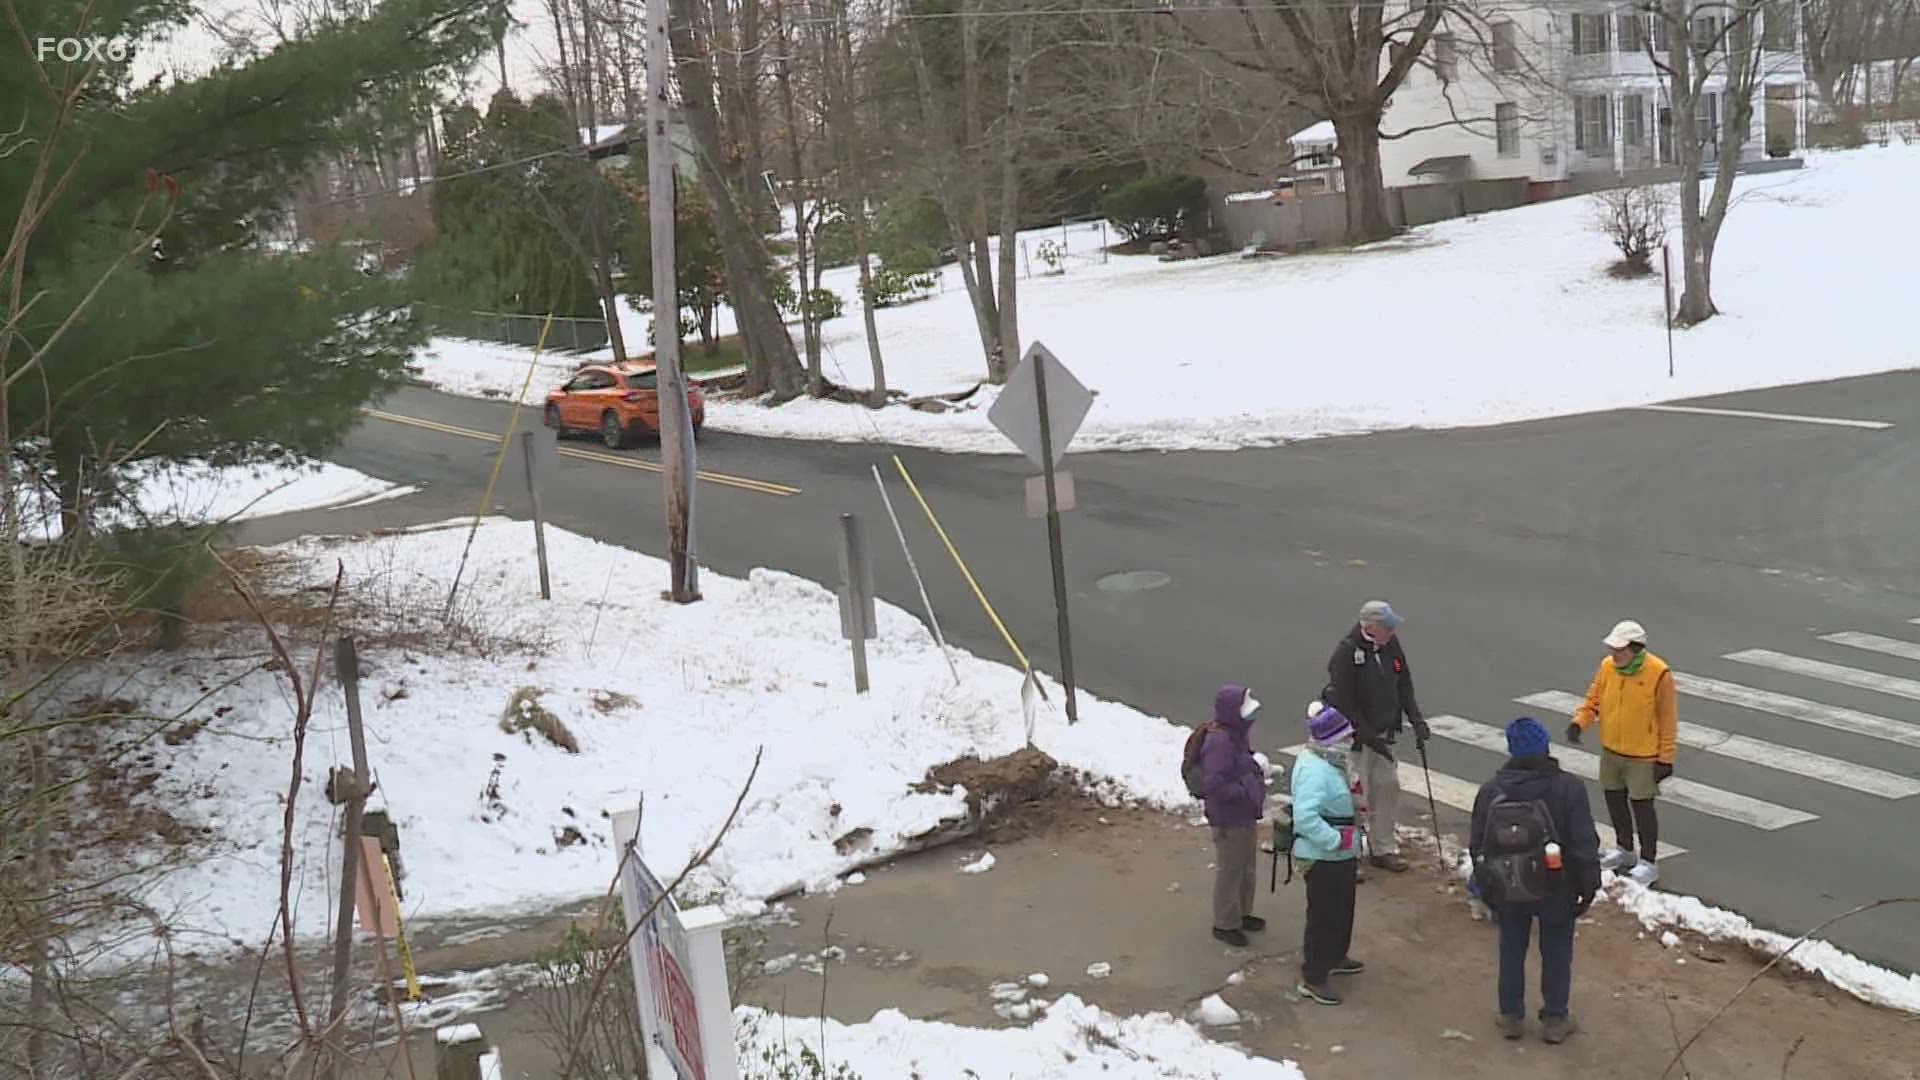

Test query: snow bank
[414,147,1920,454]
[17,458,410,539]
[70,517,1198,957]
[737,993,1307,1078]
[1609,881,1920,1015]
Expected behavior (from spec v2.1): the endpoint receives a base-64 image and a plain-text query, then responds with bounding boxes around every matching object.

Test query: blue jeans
[1497,899,1575,1019]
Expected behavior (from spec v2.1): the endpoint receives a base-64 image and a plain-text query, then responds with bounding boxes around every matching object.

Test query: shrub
[1101,174,1209,242]
[777,283,846,322]
[865,266,938,308]
[1767,132,1792,158]
[872,196,950,271]
[1590,184,1671,277]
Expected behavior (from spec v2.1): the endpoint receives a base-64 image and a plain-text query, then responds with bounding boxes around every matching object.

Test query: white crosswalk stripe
[1819,631,1920,664]
[1514,690,1920,799]
[1274,745,1689,860]
[1674,674,1920,750]
[1425,715,1817,830]
[1724,648,1920,703]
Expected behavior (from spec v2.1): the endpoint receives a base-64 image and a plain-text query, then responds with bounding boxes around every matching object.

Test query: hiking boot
[1541,1013,1578,1044]
[1600,847,1637,872]
[1241,915,1267,932]
[1212,927,1250,948]
[1496,1014,1525,1040]
[1625,860,1660,887]
[1295,980,1342,1005]
[1369,853,1410,872]
[1330,957,1365,976]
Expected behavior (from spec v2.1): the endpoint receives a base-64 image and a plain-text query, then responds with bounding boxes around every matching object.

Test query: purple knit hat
[1306,701,1354,746]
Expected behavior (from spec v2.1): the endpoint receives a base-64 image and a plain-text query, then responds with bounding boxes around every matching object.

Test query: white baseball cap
[1603,620,1648,649]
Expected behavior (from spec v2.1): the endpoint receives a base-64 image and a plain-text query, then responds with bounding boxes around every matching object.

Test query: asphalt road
[250,370,1920,971]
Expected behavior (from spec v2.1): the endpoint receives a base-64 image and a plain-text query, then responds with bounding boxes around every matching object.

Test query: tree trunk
[1333,118,1395,245]
[1666,8,1716,325]
[825,0,887,404]
[576,0,630,361]
[772,0,824,394]
[991,18,1034,385]
[739,0,773,231]
[669,0,806,400]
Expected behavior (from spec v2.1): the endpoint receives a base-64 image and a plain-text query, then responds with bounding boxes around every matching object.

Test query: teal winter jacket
[1290,749,1358,863]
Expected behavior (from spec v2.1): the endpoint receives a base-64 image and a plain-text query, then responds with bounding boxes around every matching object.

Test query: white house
[1376,2,1810,192]
[1285,120,1347,193]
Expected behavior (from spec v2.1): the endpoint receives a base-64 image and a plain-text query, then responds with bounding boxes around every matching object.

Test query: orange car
[543,362,705,449]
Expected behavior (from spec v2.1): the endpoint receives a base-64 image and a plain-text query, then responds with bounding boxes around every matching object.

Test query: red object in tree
[163,175,179,199]
[144,167,157,193]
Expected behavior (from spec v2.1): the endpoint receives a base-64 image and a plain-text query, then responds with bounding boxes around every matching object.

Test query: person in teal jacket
[1292,700,1363,1005]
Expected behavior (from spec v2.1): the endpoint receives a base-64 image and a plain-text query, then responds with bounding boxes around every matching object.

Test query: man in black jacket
[1325,600,1429,873]
[1470,717,1602,1045]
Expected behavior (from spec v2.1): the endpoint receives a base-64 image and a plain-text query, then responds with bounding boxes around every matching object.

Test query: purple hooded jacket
[1201,685,1266,828]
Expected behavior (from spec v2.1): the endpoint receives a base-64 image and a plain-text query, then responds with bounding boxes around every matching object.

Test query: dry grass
[500,687,579,754]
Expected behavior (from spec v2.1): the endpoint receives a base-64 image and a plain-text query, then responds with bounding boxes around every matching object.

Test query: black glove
[1564,722,1582,744]
[1573,890,1596,918]
[1655,761,1674,783]
[1410,717,1431,748]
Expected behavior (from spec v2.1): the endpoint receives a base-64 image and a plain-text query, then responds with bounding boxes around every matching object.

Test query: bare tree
[820,0,890,405]
[772,0,830,390]
[1592,184,1674,275]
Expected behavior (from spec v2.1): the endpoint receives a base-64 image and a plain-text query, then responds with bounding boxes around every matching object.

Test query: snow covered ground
[411,145,1920,454]
[18,458,414,539]
[737,994,1309,1079]
[67,517,1194,960]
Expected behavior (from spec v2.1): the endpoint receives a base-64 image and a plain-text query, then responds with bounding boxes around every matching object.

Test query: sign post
[837,513,876,693]
[988,342,1093,725]
[1662,243,1675,378]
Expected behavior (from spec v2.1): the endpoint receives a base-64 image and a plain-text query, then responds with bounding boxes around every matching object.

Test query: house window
[1763,0,1797,49]
[1697,91,1721,145]
[1572,13,1611,55]
[1618,10,1646,53]
[1692,15,1724,53]
[1496,102,1520,156]
[1574,93,1613,157]
[1650,13,1672,52]
[1622,93,1645,146]
[1493,21,1518,71]
[1433,33,1458,82]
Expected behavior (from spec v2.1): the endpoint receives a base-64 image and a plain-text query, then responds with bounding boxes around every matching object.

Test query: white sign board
[620,844,707,1080]
[988,342,1093,469]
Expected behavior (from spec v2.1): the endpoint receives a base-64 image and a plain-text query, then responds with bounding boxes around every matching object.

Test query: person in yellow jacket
[1564,620,1675,887]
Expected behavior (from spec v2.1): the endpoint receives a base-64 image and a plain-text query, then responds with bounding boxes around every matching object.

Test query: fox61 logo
[36,36,129,62]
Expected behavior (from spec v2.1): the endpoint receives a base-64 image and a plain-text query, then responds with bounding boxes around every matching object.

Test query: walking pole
[1418,742,1446,865]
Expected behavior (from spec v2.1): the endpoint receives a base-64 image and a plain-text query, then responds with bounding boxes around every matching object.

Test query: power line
[308,144,590,207]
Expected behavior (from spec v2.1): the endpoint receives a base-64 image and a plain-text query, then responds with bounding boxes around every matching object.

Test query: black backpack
[1181,723,1219,799]
[1474,792,1560,905]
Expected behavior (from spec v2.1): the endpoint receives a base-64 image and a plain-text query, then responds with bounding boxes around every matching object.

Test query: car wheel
[544,403,563,435]
[601,411,629,450]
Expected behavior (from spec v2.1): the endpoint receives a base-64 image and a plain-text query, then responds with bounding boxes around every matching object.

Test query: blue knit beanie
[1506,716,1550,757]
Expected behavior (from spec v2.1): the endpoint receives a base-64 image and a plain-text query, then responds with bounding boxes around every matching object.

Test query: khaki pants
[1357,745,1401,855]
[1211,824,1258,931]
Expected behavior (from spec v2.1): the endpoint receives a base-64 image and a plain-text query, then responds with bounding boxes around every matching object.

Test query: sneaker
[1600,847,1637,872]
[1212,927,1250,947]
[1240,915,1267,932]
[1625,860,1660,887]
[1295,980,1342,1005]
[1497,1014,1524,1040]
[1369,853,1410,872]
[1541,1013,1578,1043]
[1330,957,1365,976]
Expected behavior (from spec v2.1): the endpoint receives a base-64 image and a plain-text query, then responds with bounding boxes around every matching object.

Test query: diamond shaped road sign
[988,341,1093,469]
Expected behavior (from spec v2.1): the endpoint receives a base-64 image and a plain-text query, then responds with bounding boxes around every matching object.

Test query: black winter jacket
[1326,624,1422,748]
[1469,755,1602,901]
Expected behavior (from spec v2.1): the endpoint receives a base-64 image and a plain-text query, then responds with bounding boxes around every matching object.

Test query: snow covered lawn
[412,145,1920,453]
[19,458,414,539]
[70,518,1194,958]
[737,994,1308,1079]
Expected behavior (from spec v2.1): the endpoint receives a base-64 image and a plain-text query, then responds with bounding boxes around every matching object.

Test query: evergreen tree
[2,0,495,535]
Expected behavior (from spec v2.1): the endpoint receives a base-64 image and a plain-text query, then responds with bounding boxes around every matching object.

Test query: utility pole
[321,636,373,1080]
[649,0,700,601]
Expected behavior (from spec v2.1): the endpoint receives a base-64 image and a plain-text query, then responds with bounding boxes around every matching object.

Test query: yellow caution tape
[890,454,1029,672]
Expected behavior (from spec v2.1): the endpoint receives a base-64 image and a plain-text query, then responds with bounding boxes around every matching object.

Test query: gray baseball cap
[1358,600,1402,628]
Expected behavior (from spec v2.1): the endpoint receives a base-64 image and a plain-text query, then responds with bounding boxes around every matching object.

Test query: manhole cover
[1096,570,1171,593]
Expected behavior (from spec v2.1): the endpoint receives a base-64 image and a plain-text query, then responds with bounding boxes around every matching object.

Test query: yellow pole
[383,853,421,1001]
[890,454,1030,672]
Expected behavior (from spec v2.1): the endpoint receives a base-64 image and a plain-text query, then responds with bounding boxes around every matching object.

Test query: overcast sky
[124,0,562,107]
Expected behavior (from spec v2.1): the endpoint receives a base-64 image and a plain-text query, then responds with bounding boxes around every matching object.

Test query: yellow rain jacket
[1571,651,1677,763]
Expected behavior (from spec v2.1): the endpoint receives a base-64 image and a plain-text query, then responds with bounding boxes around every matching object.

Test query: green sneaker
[1541,1013,1578,1044]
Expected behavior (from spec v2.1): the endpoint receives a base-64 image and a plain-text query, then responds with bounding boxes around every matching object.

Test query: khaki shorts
[1600,748,1660,800]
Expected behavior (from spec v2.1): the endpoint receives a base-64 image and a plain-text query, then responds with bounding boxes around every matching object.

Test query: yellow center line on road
[360,408,801,497]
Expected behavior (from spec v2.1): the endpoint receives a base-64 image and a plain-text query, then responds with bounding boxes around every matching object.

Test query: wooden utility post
[518,431,551,599]
[837,513,875,693]
[649,0,701,601]
[321,635,373,1080]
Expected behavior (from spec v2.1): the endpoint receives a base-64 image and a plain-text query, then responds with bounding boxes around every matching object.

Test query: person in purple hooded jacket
[1202,684,1267,946]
